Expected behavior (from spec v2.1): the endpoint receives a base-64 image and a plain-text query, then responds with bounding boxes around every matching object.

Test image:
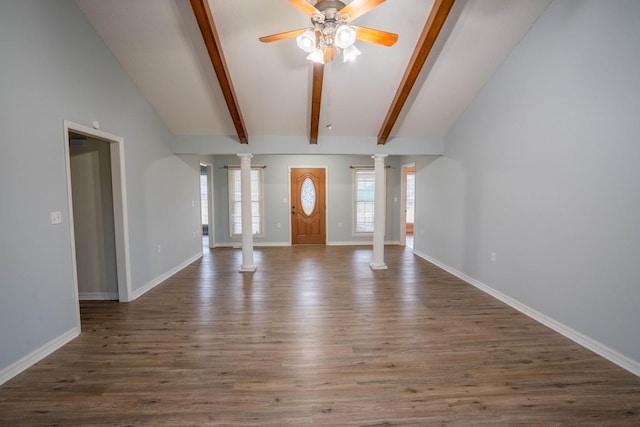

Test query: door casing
[63,120,132,324]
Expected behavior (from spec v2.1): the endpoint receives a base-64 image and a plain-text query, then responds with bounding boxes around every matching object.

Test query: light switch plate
[50,211,62,224]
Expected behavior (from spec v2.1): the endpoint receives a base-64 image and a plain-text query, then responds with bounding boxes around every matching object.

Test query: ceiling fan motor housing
[312,1,348,24]
[312,0,350,49]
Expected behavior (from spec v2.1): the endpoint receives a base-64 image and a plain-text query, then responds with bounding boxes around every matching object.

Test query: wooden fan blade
[323,47,336,63]
[288,0,320,17]
[259,28,307,43]
[353,26,398,47]
[339,0,385,21]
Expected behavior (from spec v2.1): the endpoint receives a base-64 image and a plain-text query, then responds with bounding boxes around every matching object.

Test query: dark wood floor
[1,244,639,426]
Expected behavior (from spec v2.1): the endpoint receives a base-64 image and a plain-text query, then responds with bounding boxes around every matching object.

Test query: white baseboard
[214,242,291,248]
[327,240,400,246]
[0,327,79,386]
[215,241,401,247]
[414,249,640,378]
[131,252,202,301]
[327,241,371,246]
[79,292,119,301]
[254,242,291,247]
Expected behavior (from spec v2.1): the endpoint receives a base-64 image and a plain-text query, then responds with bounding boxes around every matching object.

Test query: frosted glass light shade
[296,30,317,53]
[343,44,361,62]
[335,25,356,49]
[306,49,324,64]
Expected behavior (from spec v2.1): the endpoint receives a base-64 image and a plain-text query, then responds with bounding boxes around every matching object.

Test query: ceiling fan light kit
[342,44,361,62]
[296,30,317,53]
[306,48,325,63]
[334,25,357,48]
[260,0,397,65]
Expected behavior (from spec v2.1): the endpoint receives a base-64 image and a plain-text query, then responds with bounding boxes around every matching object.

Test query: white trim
[370,262,388,270]
[351,232,373,238]
[215,241,291,248]
[221,240,404,247]
[130,252,202,300]
[0,327,79,386]
[413,249,640,378]
[327,241,370,246]
[327,240,401,246]
[254,241,291,247]
[79,292,119,300]
[63,121,133,303]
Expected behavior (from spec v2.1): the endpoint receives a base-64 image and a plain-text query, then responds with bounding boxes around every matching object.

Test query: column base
[369,262,388,270]
[239,265,257,272]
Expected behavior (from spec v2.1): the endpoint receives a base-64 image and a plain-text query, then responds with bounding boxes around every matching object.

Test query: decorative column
[370,154,388,270]
[238,153,256,272]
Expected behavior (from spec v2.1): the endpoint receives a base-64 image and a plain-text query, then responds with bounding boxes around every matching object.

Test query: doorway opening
[200,162,214,249]
[63,120,132,331]
[400,163,416,249]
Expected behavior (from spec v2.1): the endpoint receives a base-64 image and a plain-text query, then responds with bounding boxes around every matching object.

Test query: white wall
[415,0,640,370]
[211,155,402,245]
[0,1,202,381]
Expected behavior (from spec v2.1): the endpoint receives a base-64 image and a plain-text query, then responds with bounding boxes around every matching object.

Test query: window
[200,170,208,226]
[353,168,376,233]
[228,168,263,237]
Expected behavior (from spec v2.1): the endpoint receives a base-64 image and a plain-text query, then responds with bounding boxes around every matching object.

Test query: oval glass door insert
[301,177,316,216]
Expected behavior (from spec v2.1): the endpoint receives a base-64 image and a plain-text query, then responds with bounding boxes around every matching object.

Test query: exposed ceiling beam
[190,0,248,144]
[377,0,456,145]
[309,63,324,144]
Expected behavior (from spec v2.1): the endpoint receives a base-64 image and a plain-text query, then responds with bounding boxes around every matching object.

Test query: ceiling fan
[259,0,398,64]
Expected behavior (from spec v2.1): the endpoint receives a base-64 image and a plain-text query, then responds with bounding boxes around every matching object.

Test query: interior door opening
[69,132,118,301]
[401,163,416,249]
[200,162,214,249]
[63,120,132,330]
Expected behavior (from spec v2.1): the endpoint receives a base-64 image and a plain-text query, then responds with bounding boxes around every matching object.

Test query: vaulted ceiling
[75,0,552,147]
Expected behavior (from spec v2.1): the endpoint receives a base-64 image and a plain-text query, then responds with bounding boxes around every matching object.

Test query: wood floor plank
[1,244,639,426]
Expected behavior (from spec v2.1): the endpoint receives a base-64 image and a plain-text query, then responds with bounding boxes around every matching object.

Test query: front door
[291,168,326,244]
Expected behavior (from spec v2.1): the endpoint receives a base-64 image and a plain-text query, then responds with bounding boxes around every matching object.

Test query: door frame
[63,121,133,318]
[400,162,415,247]
[288,165,328,245]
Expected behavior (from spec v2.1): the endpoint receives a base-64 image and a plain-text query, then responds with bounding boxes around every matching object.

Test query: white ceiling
[76,0,552,145]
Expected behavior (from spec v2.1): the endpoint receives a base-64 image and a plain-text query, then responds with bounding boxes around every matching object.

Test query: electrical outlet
[491,252,496,262]
[338,222,342,228]
[157,244,162,253]
[50,211,62,225]
[277,223,281,228]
